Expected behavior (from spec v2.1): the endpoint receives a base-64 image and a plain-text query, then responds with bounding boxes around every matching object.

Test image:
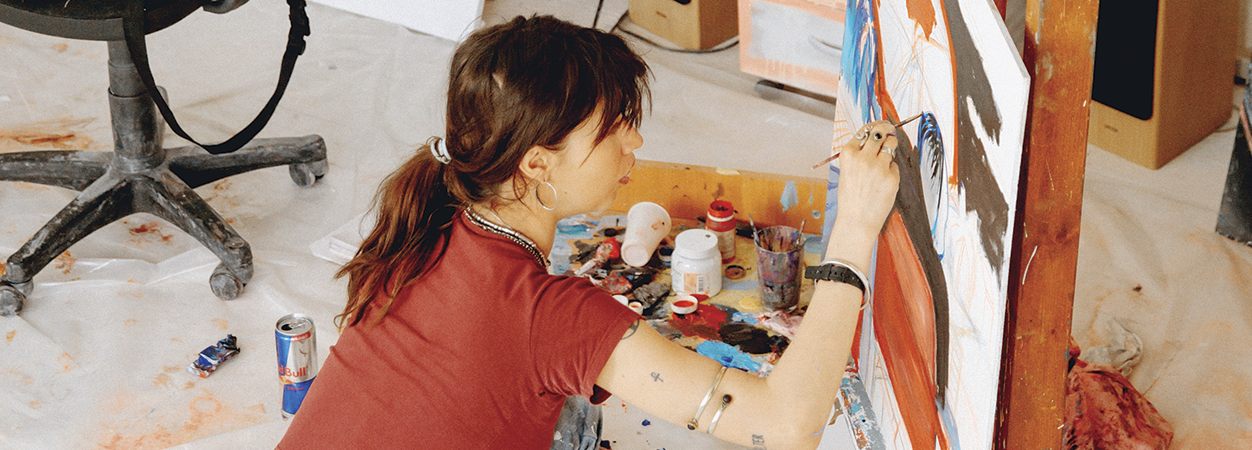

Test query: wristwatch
[804,261,866,293]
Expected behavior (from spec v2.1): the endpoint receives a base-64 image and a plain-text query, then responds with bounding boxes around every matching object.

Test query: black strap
[122,0,310,155]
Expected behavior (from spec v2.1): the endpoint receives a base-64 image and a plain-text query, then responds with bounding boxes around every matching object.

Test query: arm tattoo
[752,434,767,449]
[621,319,641,341]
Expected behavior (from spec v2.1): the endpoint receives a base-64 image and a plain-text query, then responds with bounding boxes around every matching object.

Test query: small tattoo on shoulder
[752,434,767,449]
[651,372,663,382]
[621,319,641,340]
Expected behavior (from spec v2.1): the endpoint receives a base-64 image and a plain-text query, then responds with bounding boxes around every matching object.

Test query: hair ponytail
[334,143,459,330]
[334,15,650,331]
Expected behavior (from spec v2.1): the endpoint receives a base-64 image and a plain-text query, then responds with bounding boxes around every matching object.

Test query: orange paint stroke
[906,0,937,39]
[882,213,936,377]
[873,213,947,450]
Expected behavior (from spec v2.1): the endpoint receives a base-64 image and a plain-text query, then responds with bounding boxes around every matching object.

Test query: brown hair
[334,16,650,330]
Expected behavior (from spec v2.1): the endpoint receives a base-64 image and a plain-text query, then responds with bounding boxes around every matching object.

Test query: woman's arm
[596,121,900,450]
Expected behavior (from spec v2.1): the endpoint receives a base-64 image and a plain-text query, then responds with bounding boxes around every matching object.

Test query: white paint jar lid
[673,229,719,260]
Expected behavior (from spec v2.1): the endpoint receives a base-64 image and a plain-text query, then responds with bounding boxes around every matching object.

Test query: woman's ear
[517,145,553,181]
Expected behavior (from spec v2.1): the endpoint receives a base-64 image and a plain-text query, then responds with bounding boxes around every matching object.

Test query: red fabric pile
[1064,338,1174,449]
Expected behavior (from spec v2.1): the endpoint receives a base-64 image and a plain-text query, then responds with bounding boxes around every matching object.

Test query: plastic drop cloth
[0,1,834,449]
[2,1,1249,450]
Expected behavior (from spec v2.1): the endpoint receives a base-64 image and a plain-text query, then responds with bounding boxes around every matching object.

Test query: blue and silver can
[276,313,318,419]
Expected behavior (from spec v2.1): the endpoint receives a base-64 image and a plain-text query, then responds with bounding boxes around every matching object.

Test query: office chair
[0,0,327,315]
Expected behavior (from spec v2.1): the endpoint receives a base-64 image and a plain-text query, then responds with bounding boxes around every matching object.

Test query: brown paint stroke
[943,0,1011,281]
[892,129,950,404]
[907,0,937,39]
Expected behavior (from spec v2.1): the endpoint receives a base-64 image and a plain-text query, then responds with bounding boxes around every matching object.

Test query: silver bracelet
[687,366,728,431]
[819,259,870,310]
[707,394,733,435]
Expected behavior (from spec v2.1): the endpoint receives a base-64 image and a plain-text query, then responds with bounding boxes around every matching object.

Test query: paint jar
[754,225,804,311]
[621,202,672,267]
[672,229,722,297]
[706,200,736,263]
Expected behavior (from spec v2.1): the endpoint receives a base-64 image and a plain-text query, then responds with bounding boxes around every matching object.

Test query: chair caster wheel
[210,263,245,300]
[0,284,26,317]
[289,159,328,187]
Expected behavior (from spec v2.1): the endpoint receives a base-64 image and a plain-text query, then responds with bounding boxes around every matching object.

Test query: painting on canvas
[819,0,1029,448]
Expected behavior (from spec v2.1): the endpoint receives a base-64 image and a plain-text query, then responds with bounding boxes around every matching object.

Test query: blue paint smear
[722,278,759,291]
[696,341,761,372]
[938,399,962,450]
[731,312,759,325]
[641,419,651,426]
[841,0,882,124]
[780,181,799,212]
[550,214,626,275]
[840,369,886,448]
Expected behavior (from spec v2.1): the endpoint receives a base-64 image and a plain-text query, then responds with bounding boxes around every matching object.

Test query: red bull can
[276,313,318,419]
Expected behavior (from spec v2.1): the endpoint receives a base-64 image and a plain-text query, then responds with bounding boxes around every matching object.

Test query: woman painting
[278,15,899,450]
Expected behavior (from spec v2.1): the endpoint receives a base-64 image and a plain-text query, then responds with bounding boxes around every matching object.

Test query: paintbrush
[810,113,924,169]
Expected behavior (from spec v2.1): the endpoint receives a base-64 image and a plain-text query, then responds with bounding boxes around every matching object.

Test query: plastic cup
[754,225,804,310]
[621,202,672,267]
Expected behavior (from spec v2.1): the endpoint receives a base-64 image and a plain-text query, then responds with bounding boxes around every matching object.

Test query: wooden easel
[993,0,1097,448]
[614,1,1097,445]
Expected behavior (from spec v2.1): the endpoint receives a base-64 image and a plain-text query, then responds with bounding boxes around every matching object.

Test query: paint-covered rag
[1063,338,1173,450]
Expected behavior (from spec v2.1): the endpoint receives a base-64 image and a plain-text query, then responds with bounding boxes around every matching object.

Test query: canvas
[819,0,1029,448]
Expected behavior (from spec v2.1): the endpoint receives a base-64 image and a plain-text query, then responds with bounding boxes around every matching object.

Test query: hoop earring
[536,181,558,211]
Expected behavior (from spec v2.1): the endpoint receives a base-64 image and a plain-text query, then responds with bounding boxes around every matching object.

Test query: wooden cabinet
[628,0,739,50]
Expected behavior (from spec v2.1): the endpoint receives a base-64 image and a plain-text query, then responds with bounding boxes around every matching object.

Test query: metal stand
[0,41,327,315]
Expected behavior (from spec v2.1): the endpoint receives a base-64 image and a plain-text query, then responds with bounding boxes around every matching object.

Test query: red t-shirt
[277,213,639,449]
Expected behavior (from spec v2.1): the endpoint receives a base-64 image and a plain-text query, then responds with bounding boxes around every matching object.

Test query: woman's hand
[830,121,901,261]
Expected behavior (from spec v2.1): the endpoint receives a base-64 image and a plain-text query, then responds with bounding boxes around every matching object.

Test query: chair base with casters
[0,18,327,316]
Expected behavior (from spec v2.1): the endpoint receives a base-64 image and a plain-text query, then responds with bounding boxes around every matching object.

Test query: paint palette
[553,214,825,376]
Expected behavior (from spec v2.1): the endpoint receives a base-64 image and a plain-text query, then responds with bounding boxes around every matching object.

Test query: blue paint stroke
[731,312,760,325]
[917,112,949,261]
[696,341,762,372]
[841,0,882,124]
[780,181,799,212]
[938,399,962,450]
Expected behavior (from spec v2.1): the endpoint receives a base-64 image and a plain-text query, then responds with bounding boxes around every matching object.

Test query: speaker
[1087,0,1239,169]
[628,0,738,50]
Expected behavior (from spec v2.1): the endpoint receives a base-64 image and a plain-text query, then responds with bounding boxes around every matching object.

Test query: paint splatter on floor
[0,119,95,153]
[53,251,76,274]
[212,319,229,330]
[126,221,175,245]
[95,390,267,450]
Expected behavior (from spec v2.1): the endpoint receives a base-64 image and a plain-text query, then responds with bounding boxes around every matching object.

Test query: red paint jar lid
[706,200,735,231]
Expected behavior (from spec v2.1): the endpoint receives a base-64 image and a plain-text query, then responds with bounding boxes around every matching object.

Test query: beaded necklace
[464,208,549,270]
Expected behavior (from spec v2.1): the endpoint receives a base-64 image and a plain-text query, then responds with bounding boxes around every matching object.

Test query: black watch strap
[804,264,866,292]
